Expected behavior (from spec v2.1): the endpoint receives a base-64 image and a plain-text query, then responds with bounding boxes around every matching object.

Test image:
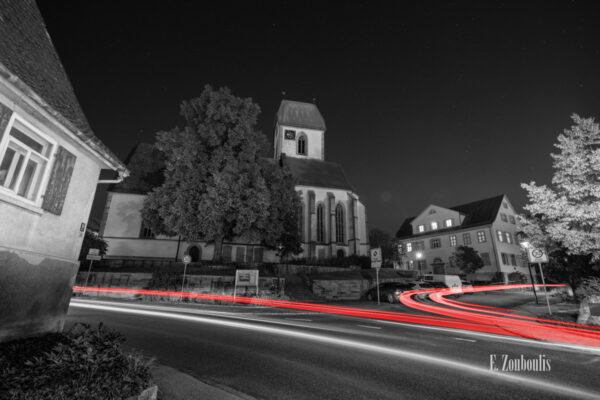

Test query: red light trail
[72,284,600,348]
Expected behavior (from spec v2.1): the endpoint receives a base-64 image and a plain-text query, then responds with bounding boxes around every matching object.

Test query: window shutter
[42,146,76,215]
[0,102,12,140]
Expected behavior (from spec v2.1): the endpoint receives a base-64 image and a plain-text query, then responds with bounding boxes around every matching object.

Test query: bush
[0,323,153,400]
[576,276,600,300]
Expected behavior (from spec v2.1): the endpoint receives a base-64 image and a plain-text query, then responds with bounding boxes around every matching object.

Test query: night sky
[37,0,600,235]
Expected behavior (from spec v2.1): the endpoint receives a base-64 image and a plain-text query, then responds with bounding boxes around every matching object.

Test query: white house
[100,100,369,262]
[395,195,530,282]
[0,0,127,342]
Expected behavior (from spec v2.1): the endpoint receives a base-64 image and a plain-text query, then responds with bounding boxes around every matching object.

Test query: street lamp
[415,251,424,278]
[516,232,539,305]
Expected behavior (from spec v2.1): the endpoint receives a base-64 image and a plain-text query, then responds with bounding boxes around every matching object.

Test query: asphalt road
[66,298,600,400]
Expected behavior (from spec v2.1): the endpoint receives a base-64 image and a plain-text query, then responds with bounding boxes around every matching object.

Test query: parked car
[365,282,418,303]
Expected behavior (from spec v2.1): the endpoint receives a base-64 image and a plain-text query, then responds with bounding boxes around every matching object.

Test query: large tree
[260,159,302,259]
[142,86,272,260]
[117,143,165,193]
[452,245,484,275]
[520,115,600,287]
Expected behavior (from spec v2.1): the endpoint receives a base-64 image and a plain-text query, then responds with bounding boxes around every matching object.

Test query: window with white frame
[449,235,457,247]
[417,224,425,233]
[430,238,441,248]
[505,232,513,244]
[445,218,453,227]
[0,118,54,203]
[431,221,438,230]
[406,242,412,252]
[477,231,486,243]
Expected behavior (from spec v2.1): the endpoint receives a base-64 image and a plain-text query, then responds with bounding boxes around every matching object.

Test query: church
[100,100,369,262]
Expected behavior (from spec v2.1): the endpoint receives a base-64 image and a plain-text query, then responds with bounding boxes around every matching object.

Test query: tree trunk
[213,237,223,261]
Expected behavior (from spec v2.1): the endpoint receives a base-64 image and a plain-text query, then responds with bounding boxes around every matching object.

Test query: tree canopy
[142,85,301,260]
[452,245,484,275]
[369,228,394,266]
[520,115,600,288]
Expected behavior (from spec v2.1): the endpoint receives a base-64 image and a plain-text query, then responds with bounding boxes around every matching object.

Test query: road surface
[66,298,600,400]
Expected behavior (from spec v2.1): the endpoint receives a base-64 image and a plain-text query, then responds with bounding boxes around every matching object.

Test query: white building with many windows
[395,195,530,282]
[100,100,369,262]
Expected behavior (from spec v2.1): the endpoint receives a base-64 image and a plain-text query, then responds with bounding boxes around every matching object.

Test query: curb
[151,364,256,400]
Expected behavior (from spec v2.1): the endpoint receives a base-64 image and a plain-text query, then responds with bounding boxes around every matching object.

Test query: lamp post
[516,234,539,305]
[415,251,424,279]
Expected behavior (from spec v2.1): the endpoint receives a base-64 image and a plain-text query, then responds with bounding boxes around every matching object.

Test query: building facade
[101,100,369,262]
[0,0,127,342]
[395,195,530,282]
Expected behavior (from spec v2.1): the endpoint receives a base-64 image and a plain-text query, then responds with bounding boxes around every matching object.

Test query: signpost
[527,247,552,315]
[84,248,101,288]
[234,269,259,302]
[371,248,382,305]
[181,254,191,300]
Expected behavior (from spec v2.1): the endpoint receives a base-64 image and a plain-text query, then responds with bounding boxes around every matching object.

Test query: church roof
[0,0,125,171]
[396,194,505,238]
[284,156,354,191]
[276,100,326,131]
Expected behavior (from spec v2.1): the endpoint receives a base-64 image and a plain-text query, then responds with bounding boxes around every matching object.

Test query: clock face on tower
[284,129,296,140]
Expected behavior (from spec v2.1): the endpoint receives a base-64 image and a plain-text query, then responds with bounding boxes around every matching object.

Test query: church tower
[274,100,326,161]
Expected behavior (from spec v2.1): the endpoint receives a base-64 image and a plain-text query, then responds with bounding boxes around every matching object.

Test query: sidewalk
[151,364,255,400]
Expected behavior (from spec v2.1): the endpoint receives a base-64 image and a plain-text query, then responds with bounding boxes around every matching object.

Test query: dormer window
[431,221,438,230]
[417,224,425,233]
[297,134,307,155]
[444,219,453,227]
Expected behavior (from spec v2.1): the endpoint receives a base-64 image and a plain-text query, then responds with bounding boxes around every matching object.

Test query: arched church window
[297,134,307,155]
[335,204,345,243]
[316,204,325,243]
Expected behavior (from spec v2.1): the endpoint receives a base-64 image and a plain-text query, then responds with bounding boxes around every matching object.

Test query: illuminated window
[449,235,457,247]
[418,225,425,233]
[477,231,486,243]
[406,242,412,252]
[445,219,453,227]
[431,221,438,230]
[497,230,504,242]
[505,232,513,244]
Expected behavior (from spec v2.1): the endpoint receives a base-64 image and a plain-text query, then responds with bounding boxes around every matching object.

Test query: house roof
[396,194,505,238]
[0,0,125,171]
[284,156,354,191]
[276,100,326,131]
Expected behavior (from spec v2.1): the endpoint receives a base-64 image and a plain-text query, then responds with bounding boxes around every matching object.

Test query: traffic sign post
[527,247,552,315]
[84,248,101,288]
[181,255,191,300]
[371,248,382,305]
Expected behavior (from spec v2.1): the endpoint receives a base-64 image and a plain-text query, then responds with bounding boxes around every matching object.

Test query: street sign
[183,254,192,264]
[235,269,259,286]
[234,269,260,300]
[527,247,549,263]
[370,247,382,269]
[86,248,101,260]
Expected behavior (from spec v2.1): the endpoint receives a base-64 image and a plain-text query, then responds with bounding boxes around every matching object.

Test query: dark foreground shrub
[0,323,153,400]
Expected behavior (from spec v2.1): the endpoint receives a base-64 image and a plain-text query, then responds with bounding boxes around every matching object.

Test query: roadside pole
[376,268,380,306]
[181,255,191,301]
[538,262,552,316]
[370,248,382,305]
[84,248,101,289]
[527,263,539,304]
